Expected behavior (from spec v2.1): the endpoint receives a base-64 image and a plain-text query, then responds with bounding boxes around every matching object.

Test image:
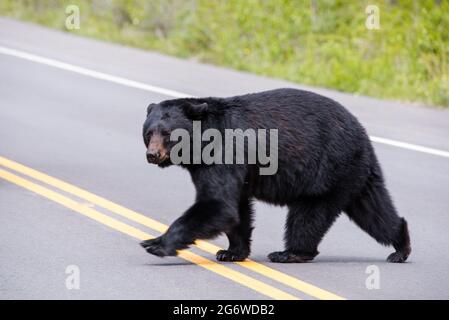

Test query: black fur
[140,88,411,263]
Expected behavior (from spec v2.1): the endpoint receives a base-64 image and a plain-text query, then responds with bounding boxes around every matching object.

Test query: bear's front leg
[141,200,239,257]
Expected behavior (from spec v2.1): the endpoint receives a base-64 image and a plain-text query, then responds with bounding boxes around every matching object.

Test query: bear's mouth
[156,154,171,167]
[146,152,170,165]
[158,153,169,163]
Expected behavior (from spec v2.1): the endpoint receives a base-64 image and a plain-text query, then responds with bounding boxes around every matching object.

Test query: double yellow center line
[0,155,344,300]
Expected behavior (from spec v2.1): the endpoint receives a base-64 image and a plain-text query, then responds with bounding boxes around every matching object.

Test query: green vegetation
[1,0,448,107]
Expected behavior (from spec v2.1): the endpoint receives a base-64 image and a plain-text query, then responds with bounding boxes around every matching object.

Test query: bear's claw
[140,237,176,257]
[387,251,408,263]
[216,250,248,262]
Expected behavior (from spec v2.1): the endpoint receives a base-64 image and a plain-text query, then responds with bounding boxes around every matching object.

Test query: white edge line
[1,45,448,159]
[0,46,193,99]
[370,136,449,158]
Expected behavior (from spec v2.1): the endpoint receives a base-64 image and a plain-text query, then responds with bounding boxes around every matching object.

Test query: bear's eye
[161,129,170,136]
[145,129,153,137]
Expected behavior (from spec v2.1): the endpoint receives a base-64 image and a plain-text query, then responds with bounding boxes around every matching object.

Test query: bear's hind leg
[268,200,340,263]
[344,179,411,263]
[216,197,254,262]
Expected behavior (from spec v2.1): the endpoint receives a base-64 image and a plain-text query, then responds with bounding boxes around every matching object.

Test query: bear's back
[222,88,373,201]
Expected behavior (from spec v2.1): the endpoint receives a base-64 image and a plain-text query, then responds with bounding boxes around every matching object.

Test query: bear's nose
[146,151,159,163]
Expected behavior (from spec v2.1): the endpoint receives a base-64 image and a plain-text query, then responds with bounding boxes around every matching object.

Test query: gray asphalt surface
[1,18,449,300]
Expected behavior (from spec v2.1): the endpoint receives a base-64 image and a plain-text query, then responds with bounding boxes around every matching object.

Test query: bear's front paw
[216,249,248,262]
[268,251,315,263]
[140,236,177,257]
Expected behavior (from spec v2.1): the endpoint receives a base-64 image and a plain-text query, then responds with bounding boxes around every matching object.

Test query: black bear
[140,88,411,263]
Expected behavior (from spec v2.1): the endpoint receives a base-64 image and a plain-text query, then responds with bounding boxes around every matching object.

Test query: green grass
[1,0,448,107]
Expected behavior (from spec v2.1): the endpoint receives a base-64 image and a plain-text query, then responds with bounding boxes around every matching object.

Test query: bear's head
[142,99,208,167]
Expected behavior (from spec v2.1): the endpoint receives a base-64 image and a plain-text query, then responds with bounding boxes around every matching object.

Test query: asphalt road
[1,17,449,300]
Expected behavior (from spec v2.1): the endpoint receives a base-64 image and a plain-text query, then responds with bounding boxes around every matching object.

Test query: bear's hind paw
[387,251,409,263]
[268,251,315,263]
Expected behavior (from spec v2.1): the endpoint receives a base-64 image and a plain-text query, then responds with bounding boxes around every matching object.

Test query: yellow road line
[0,168,298,300]
[0,156,345,300]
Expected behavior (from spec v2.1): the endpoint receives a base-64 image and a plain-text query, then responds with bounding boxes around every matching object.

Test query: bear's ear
[146,103,156,116]
[183,102,209,119]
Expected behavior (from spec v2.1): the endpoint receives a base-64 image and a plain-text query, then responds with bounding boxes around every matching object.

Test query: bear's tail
[344,165,411,263]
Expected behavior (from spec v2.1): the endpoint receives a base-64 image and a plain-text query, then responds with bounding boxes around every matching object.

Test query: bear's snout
[146,151,160,163]
[146,133,168,164]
